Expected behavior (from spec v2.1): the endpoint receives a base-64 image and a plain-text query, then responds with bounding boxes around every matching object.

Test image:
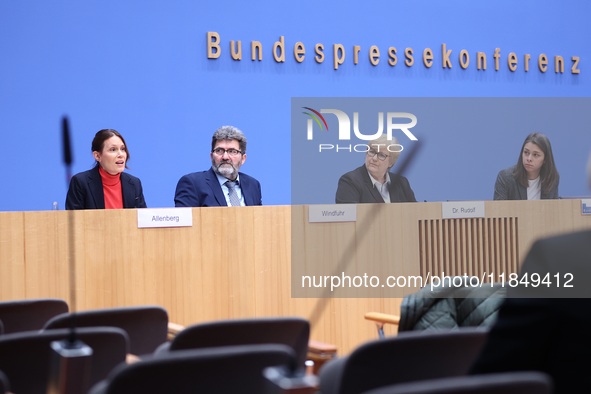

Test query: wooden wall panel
[1,199,590,355]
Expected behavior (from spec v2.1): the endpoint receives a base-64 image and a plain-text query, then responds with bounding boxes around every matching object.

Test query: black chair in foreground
[88,344,298,394]
[0,298,69,334]
[43,305,169,356]
[0,327,128,394]
[159,317,311,369]
[360,371,553,394]
[318,327,489,394]
[0,370,9,394]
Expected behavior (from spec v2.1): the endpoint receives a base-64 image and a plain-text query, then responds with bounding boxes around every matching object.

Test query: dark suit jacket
[65,166,147,210]
[174,167,262,207]
[470,230,591,394]
[335,165,416,204]
[493,166,559,200]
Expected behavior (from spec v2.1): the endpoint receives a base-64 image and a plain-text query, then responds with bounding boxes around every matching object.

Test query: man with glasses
[335,134,416,204]
[174,125,262,207]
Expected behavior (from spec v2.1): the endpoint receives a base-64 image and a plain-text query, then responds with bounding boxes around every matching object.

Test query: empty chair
[159,317,311,369]
[43,305,169,356]
[0,298,69,334]
[360,371,553,394]
[319,327,489,394]
[88,344,297,394]
[0,327,128,394]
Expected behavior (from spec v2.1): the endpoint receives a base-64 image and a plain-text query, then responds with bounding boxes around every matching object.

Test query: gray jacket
[493,166,559,200]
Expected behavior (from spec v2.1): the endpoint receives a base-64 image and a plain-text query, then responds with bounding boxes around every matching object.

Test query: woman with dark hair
[493,132,559,200]
[66,129,147,209]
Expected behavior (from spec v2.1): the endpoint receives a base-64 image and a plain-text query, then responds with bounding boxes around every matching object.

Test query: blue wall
[1,0,590,210]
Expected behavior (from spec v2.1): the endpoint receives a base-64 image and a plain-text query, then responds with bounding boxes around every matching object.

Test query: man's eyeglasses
[366,150,389,161]
[212,148,243,157]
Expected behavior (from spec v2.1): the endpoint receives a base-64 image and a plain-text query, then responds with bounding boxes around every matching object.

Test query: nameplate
[582,199,591,215]
[442,201,485,219]
[308,204,357,223]
[137,208,193,228]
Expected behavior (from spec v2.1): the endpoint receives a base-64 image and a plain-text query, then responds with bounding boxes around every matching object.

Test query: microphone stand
[47,116,93,394]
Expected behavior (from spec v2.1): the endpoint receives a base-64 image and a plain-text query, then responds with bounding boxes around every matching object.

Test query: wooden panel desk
[1,200,590,354]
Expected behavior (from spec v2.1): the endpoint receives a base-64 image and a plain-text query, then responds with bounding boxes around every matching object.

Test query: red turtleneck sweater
[99,166,123,209]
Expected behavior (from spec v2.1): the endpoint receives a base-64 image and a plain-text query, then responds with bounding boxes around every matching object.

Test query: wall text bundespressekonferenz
[206,32,581,74]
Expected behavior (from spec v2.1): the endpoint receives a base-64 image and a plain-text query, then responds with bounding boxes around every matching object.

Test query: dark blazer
[493,166,559,200]
[65,166,147,210]
[470,230,591,394]
[174,167,262,207]
[335,165,416,204]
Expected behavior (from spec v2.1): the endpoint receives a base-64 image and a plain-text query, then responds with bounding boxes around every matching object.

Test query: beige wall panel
[0,211,25,300]
[3,200,590,355]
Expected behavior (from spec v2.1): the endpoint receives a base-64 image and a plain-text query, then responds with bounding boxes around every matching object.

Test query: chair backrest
[163,317,310,368]
[361,371,553,394]
[88,344,297,394]
[0,298,69,334]
[319,327,489,394]
[43,305,169,355]
[0,327,128,394]
[0,369,9,394]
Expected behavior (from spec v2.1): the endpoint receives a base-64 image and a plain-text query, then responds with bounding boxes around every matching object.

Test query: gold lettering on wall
[538,54,548,72]
[315,43,324,63]
[205,32,582,75]
[231,40,242,60]
[477,52,486,70]
[459,49,469,69]
[442,43,452,68]
[404,48,414,67]
[294,42,305,63]
[507,52,518,72]
[423,48,433,68]
[388,47,397,66]
[572,56,581,74]
[554,55,564,73]
[207,32,221,59]
[524,53,531,71]
[273,36,285,62]
[334,44,345,70]
[369,45,380,66]
[353,45,361,65]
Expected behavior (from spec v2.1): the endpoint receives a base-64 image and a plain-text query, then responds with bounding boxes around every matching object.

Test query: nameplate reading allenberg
[137,208,193,228]
[308,204,357,223]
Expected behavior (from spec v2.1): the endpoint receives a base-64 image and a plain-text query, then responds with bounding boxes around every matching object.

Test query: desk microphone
[308,139,424,329]
[48,115,93,394]
[62,116,73,186]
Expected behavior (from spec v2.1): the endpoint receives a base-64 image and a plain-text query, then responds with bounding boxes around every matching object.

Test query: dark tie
[225,181,242,206]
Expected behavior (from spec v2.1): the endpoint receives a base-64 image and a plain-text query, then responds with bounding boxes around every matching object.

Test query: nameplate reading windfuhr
[137,208,193,228]
[582,199,591,215]
[308,204,357,223]
[442,201,485,219]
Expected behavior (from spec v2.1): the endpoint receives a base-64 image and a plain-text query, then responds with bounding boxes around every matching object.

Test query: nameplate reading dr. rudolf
[442,201,485,219]
[137,208,193,228]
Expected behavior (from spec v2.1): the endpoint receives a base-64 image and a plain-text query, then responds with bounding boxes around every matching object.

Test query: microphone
[392,139,423,178]
[48,115,93,394]
[308,139,424,329]
[62,116,73,185]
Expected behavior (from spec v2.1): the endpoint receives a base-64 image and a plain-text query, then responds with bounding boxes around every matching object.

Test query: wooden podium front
[1,199,589,354]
